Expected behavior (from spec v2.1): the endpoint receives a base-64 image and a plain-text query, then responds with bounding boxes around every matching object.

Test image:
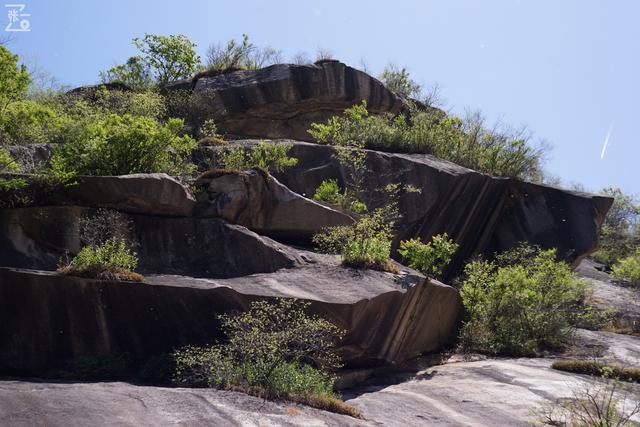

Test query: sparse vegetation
[218,141,298,173]
[308,101,544,181]
[594,187,640,268]
[206,34,282,71]
[173,299,360,418]
[58,236,142,282]
[552,360,640,384]
[459,244,587,356]
[398,233,459,280]
[612,247,640,286]
[379,63,422,98]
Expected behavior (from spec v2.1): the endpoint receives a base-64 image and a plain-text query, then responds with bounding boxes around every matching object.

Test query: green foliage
[593,187,640,267]
[313,179,344,205]
[612,247,640,285]
[205,34,282,71]
[552,360,640,384]
[459,245,587,356]
[0,147,19,172]
[0,147,27,191]
[0,45,30,111]
[132,34,200,83]
[50,113,196,177]
[313,207,397,272]
[199,118,220,139]
[69,237,138,272]
[308,101,544,181]
[100,56,154,90]
[398,233,459,280]
[0,100,69,145]
[173,299,344,399]
[379,63,422,98]
[218,142,298,173]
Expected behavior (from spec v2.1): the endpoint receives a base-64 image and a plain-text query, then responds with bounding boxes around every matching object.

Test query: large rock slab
[0,206,298,278]
[0,256,460,375]
[165,60,407,140]
[194,168,354,241]
[1,173,196,216]
[0,380,366,426]
[193,140,612,278]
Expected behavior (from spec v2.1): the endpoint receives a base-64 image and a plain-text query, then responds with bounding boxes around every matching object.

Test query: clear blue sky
[5,0,638,195]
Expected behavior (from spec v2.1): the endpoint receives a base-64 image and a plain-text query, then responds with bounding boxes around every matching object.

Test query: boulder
[0,206,298,278]
[0,257,460,375]
[194,168,354,241]
[194,141,613,278]
[165,60,407,141]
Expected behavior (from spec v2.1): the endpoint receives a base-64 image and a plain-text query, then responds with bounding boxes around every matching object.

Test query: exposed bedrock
[194,168,354,241]
[0,263,461,375]
[165,60,408,141]
[195,141,613,278]
[0,206,298,278]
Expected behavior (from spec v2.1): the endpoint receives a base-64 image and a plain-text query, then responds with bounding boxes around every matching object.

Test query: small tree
[132,34,200,83]
[100,56,154,90]
[594,187,640,267]
[0,45,30,111]
[379,63,422,98]
[206,34,282,71]
[398,233,459,281]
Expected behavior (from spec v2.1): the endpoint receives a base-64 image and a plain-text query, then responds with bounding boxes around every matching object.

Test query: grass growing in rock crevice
[552,360,640,384]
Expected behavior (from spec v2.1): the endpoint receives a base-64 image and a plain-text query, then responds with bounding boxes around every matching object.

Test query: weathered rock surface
[0,254,460,374]
[344,357,640,427]
[0,206,298,278]
[194,140,613,278]
[0,380,366,427]
[2,173,195,217]
[194,168,354,240]
[165,60,406,141]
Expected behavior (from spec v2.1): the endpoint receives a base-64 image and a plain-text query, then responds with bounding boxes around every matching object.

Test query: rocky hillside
[0,60,625,426]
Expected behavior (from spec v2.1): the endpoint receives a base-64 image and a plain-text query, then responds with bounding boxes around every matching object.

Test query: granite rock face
[0,260,460,374]
[165,60,406,141]
[194,168,354,241]
[0,206,298,278]
[195,141,613,278]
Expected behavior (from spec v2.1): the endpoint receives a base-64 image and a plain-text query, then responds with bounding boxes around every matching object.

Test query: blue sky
[4,0,638,195]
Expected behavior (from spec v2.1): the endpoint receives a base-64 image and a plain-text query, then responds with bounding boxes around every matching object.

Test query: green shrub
[398,233,459,280]
[313,207,397,272]
[205,34,282,71]
[0,147,27,192]
[552,360,640,384]
[593,187,640,267]
[100,56,154,91]
[50,113,196,177]
[379,63,422,98]
[218,142,298,173]
[459,245,586,356]
[308,101,543,181]
[0,45,30,111]
[612,247,640,285]
[59,237,142,282]
[173,299,345,404]
[0,100,69,145]
[313,179,344,205]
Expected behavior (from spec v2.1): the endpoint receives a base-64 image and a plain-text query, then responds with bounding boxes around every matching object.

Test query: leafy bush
[0,147,27,191]
[50,113,196,177]
[0,45,30,111]
[0,147,19,173]
[398,233,459,280]
[594,187,640,267]
[205,34,282,71]
[218,142,298,173]
[313,207,397,273]
[313,179,344,205]
[379,63,422,98]
[173,299,356,415]
[308,101,544,181]
[612,247,640,285]
[0,100,69,145]
[459,245,586,356]
[58,237,142,282]
[100,56,154,91]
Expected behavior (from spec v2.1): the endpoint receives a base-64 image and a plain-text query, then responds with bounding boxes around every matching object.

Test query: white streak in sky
[600,124,613,159]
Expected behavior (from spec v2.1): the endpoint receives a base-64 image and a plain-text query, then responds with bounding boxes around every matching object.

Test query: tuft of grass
[58,265,144,282]
[224,384,363,419]
[552,359,640,383]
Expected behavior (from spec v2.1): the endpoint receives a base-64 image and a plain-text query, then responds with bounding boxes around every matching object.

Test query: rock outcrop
[0,206,298,278]
[0,258,461,374]
[194,168,354,241]
[194,141,613,278]
[165,60,406,141]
